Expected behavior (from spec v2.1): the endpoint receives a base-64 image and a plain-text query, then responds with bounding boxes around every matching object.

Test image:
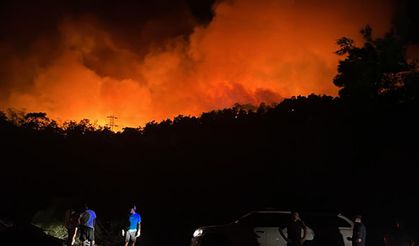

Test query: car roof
[242,210,347,218]
[237,210,290,219]
[252,210,291,214]
[230,210,353,227]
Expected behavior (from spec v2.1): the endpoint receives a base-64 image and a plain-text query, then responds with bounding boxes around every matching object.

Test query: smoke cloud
[0,0,394,127]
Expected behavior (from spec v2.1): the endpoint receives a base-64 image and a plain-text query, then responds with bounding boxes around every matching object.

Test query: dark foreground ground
[1,96,419,246]
[1,201,418,246]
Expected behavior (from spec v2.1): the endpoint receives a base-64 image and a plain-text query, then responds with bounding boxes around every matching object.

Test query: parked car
[191,210,354,246]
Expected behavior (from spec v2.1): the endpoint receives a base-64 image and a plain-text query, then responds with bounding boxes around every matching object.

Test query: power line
[106,115,118,131]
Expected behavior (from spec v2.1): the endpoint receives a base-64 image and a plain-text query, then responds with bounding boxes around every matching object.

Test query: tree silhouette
[63,119,96,136]
[334,25,418,103]
[22,112,58,131]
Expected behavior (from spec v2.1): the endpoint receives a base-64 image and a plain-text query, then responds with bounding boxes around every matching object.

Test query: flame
[0,0,393,128]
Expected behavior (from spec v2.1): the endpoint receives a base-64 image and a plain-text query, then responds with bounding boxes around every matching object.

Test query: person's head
[130,205,137,214]
[354,215,362,223]
[393,220,401,230]
[83,203,89,211]
[291,211,300,221]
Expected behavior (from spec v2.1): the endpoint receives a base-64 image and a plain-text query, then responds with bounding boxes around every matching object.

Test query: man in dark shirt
[64,207,79,246]
[348,215,366,246]
[384,221,415,246]
[280,211,307,246]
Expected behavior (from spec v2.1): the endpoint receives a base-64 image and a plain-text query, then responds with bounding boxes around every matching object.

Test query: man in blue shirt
[124,205,141,246]
[79,204,97,246]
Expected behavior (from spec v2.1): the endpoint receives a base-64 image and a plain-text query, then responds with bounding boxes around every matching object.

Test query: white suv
[191,210,354,246]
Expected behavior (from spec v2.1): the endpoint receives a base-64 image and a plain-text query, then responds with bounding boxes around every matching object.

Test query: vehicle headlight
[193,228,203,237]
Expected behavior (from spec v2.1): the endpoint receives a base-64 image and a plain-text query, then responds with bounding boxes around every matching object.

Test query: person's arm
[136,223,141,237]
[78,213,82,226]
[92,211,97,230]
[72,227,78,243]
[358,225,366,243]
[383,234,389,246]
[301,221,307,240]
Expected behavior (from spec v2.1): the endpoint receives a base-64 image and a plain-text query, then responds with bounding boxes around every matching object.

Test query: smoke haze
[0,0,395,127]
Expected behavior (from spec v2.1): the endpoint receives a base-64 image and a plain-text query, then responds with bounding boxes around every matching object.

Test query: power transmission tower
[106,115,118,131]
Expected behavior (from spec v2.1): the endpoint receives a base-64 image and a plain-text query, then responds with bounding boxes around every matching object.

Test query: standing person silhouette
[348,215,366,246]
[384,220,415,246]
[64,207,79,246]
[123,205,141,246]
[79,204,96,246]
[279,211,307,246]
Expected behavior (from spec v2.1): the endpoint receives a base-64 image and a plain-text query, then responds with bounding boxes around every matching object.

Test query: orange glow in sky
[0,0,393,129]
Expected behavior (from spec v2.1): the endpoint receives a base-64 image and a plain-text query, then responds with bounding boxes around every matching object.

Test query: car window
[305,215,350,228]
[337,218,351,228]
[239,213,289,227]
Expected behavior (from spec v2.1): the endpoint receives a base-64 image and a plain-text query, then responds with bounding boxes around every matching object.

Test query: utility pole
[106,115,118,131]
